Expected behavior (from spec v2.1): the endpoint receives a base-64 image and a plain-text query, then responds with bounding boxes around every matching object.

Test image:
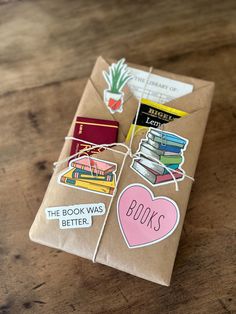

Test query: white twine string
[53,65,194,262]
[84,153,98,178]
[92,149,130,262]
[53,137,128,169]
[54,136,194,190]
[129,67,153,150]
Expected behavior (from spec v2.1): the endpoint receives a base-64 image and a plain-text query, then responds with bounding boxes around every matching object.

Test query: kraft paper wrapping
[29,56,214,285]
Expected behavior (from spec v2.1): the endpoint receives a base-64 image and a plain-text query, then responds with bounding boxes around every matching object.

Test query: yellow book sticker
[126,98,188,142]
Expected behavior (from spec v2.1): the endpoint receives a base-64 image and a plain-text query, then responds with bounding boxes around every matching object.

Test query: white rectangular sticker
[45,203,106,229]
[127,67,193,104]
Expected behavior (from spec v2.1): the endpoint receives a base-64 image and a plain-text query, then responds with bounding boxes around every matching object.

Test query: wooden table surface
[0,1,235,313]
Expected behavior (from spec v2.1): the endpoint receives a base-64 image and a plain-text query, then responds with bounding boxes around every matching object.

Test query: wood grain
[0,0,235,313]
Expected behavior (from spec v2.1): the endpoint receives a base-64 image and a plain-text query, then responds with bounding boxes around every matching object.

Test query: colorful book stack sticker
[131,128,189,187]
[126,98,188,142]
[58,156,117,196]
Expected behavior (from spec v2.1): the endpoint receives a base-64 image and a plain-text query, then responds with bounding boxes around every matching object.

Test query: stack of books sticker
[59,156,116,195]
[132,129,188,186]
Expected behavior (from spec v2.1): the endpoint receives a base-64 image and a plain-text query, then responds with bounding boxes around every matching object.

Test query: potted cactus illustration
[103,58,133,113]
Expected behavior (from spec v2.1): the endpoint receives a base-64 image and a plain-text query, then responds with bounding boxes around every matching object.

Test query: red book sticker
[70,117,119,158]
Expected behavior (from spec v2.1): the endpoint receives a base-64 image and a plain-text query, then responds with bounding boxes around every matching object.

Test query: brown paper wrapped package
[29,57,215,285]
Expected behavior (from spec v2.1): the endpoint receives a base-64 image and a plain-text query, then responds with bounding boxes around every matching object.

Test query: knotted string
[53,66,194,262]
[53,137,128,169]
[54,137,194,191]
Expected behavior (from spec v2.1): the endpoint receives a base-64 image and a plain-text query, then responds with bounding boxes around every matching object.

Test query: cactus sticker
[103,58,133,114]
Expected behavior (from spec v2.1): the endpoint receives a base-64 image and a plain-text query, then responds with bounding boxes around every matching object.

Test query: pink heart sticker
[117,184,180,248]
